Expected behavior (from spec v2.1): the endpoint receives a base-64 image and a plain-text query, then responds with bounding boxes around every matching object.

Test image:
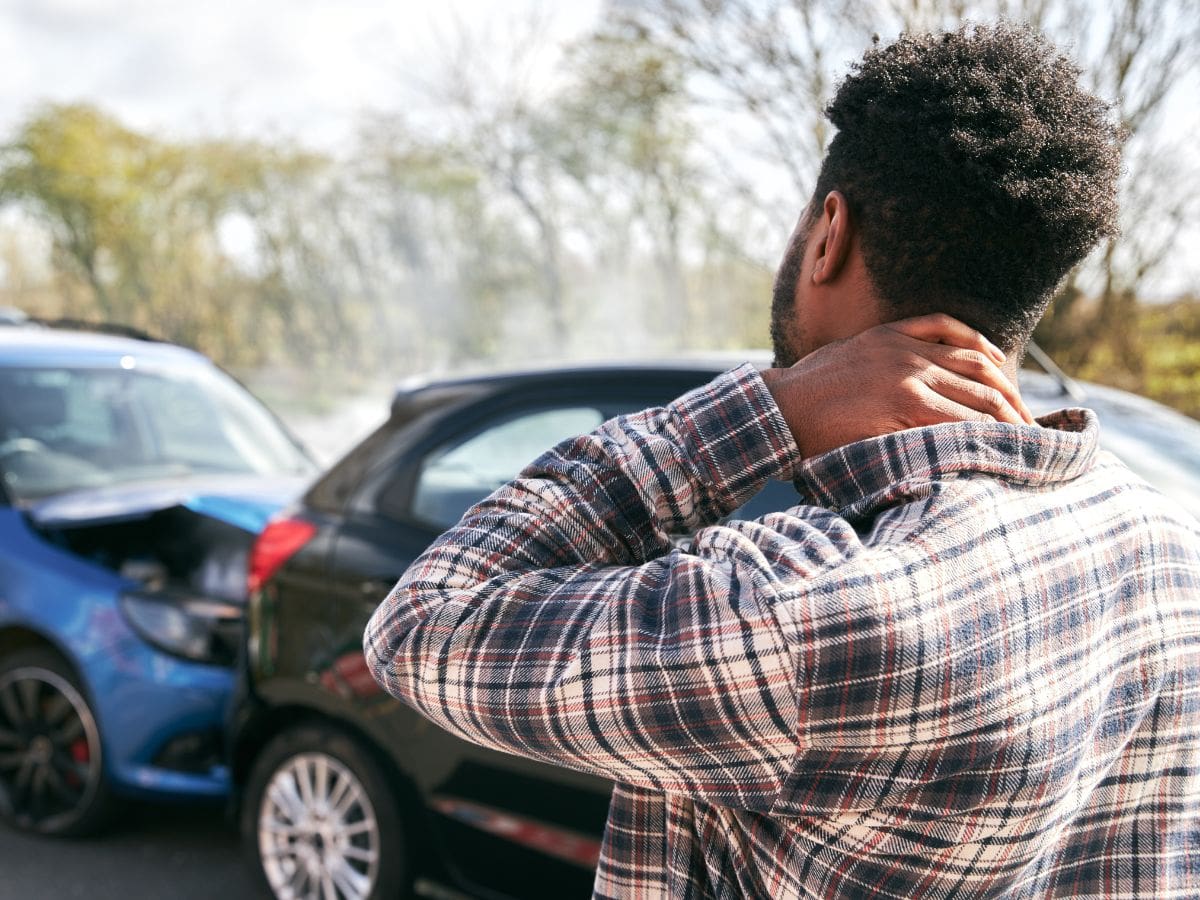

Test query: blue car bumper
[93,632,235,799]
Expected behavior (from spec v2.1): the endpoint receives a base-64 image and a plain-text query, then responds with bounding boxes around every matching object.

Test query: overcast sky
[0,0,600,149]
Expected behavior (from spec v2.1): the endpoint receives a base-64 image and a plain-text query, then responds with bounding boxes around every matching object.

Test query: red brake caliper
[66,738,90,786]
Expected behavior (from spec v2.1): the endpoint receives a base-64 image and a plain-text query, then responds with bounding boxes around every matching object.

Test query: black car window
[407,406,608,529]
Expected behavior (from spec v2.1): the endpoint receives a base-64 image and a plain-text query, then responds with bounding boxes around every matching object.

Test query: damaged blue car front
[0,322,313,835]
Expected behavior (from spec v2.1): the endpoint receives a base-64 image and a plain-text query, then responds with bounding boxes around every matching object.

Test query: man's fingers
[907,384,1022,429]
[883,313,1006,365]
[918,374,1027,425]
[878,314,1034,422]
[913,343,1034,424]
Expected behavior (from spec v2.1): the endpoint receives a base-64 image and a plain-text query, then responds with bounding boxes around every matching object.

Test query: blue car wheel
[0,648,112,835]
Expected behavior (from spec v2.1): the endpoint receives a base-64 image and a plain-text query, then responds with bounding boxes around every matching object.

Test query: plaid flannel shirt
[364,363,1200,898]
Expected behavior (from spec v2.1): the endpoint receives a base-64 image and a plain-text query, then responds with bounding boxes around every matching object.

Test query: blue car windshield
[0,363,311,501]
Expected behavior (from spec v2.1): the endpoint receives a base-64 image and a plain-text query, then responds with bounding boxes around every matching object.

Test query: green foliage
[1128,300,1200,419]
[1039,296,1200,418]
[0,103,324,367]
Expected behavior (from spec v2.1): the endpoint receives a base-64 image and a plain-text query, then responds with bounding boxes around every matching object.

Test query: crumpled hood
[27,474,306,533]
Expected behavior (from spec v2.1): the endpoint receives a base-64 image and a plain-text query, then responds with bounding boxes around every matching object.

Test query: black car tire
[243,724,411,900]
[0,647,112,836]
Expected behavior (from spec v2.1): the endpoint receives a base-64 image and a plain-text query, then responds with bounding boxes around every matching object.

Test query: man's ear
[812,191,853,285]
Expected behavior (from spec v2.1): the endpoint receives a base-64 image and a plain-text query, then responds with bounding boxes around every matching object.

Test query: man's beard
[769,240,806,368]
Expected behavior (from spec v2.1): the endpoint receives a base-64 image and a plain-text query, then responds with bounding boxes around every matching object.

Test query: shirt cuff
[675,362,801,510]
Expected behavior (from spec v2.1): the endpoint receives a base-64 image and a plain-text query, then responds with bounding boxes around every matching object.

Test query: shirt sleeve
[363,364,804,810]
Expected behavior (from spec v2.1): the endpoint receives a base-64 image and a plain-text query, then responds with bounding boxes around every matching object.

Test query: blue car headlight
[119,592,243,667]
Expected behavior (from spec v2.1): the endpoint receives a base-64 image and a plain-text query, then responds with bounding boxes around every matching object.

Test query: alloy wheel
[258,751,382,900]
[0,665,103,833]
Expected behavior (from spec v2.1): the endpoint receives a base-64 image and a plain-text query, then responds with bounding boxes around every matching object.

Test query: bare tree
[403,9,574,346]
[1037,0,1200,374]
[605,0,891,237]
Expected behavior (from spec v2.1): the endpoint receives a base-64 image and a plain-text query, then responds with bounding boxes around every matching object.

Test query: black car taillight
[248,516,317,595]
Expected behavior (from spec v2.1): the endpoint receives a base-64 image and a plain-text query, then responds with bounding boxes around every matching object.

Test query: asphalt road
[0,798,266,900]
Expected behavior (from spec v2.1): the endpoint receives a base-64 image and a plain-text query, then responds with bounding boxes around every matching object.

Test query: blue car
[0,317,314,835]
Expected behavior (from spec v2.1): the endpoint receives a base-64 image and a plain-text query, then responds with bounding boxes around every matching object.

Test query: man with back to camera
[365,21,1200,899]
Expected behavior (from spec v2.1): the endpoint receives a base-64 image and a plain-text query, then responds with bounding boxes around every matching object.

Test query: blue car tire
[0,648,113,836]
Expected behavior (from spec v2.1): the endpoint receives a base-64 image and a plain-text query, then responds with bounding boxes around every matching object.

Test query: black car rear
[229,362,798,900]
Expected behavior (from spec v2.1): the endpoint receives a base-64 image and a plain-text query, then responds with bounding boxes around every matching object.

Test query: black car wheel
[244,725,410,900]
[0,648,111,836]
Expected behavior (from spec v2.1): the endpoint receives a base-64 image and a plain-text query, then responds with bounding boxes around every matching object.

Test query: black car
[229,360,1200,900]
[229,361,801,900]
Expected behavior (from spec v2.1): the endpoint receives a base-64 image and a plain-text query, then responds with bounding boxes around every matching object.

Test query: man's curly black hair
[812,21,1122,352]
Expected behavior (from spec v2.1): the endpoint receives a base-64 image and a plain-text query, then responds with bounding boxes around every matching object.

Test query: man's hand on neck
[761,313,1035,460]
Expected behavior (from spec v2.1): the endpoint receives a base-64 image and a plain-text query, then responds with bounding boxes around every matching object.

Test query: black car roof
[389,355,771,417]
[396,354,768,390]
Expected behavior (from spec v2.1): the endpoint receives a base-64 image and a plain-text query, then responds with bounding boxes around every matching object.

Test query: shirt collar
[793,409,1099,520]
